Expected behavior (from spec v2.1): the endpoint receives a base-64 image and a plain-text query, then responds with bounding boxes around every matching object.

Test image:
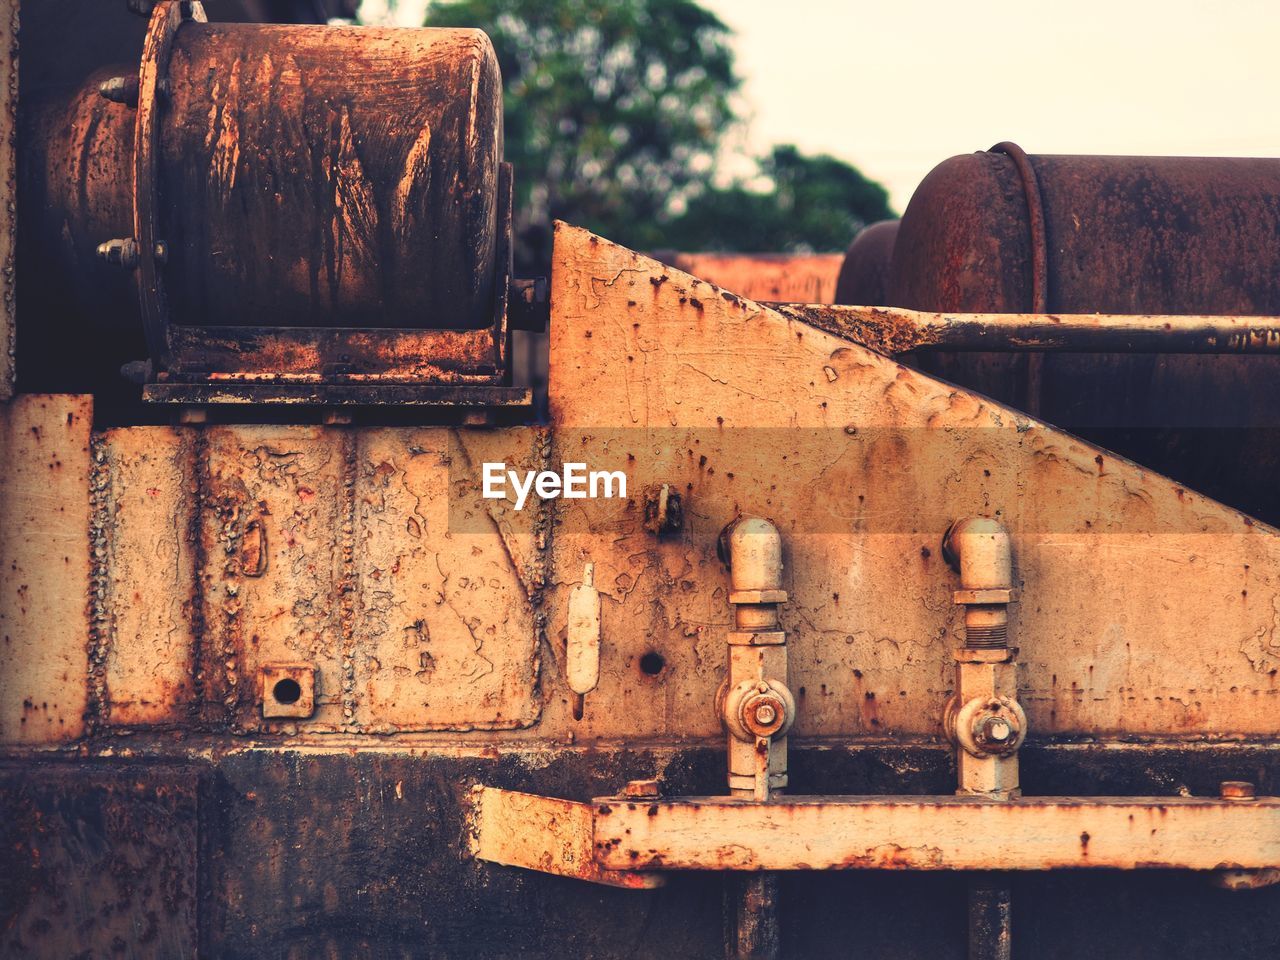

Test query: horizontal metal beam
[769,302,1280,356]
[594,794,1280,872]
[471,788,1280,881]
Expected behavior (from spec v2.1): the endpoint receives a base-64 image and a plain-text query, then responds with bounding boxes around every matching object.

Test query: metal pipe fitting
[941,517,1024,798]
[943,517,1015,649]
[720,516,786,631]
[718,517,793,802]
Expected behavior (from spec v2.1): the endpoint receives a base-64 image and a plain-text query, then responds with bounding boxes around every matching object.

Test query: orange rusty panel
[667,253,842,305]
[99,427,198,726]
[352,429,540,731]
[90,424,542,735]
[0,395,91,743]
[200,426,348,731]
[546,223,1280,740]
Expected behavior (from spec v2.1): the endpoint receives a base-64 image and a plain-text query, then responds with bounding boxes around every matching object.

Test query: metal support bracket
[470,786,1280,884]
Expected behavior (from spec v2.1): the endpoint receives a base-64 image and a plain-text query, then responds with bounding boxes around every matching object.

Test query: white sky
[367,0,1280,212]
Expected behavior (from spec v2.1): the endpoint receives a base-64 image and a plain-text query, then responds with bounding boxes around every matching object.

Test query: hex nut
[981,715,1012,743]
[741,692,788,738]
[956,695,1026,758]
[1220,780,1257,801]
[97,237,140,269]
[261,663,316,719]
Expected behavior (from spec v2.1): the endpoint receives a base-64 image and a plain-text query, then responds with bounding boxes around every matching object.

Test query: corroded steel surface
[833,219,898,308]
[8,231,1280,744]
[27,23,504,333]
[471,788,1280,872]
[0,764,199,957]
[87,425,543,735]
[469,785,665,888]
[0,0,12,399]
[888,148,1280,525]
[6,227,1280,954]
[769,303,1280,356]
[5,744,1280,955]
[0,395,92,743]
[544,225,1280,740]
[891,153,1280,315]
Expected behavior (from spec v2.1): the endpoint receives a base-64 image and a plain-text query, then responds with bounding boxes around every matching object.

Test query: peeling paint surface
[0,395,91,743]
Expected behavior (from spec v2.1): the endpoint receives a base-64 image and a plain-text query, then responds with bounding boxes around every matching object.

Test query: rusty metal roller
[889,147,1280,315]
[29,2,504,338]
[886,144,1280,525]
[833,218,898,307]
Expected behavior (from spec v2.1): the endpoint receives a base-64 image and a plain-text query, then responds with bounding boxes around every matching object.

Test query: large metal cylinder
[26,21,504,334]
[890,151,1280,314]
[833,218,898,307]
[887,147,1280,524]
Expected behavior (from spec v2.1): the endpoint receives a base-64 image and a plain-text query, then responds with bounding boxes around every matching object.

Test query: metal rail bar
[768,302,1280,356]
[472,788,1280,882]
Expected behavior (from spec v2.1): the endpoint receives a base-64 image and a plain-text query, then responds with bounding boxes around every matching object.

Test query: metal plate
[0,763,199,958]
[0,395,92,743]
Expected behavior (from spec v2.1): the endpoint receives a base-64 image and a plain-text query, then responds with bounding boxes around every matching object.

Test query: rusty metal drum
[834,219,898,307]
[26,19,505,335]
[887,145,1280,524]
[890,148,1280,315]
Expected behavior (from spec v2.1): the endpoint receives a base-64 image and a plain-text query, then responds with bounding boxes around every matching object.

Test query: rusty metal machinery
[22,0,537,410]
[833,217,898,307]
[876,144,1280,525]
[8,3,1280,958]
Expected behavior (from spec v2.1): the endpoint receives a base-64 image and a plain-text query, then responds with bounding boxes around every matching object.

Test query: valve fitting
[719,517,794,801]
[943,517,1016,649]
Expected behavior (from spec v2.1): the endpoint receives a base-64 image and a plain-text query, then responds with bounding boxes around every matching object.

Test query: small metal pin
[98,76,140,108]
[97,238,140,270]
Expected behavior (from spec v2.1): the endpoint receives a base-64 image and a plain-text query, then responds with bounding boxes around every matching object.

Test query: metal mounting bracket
[470,786,1280,886]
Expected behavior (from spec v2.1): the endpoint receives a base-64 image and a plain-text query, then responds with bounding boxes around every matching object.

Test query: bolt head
[984,717,1011,742]
[97,238,139,269]
[622,778,661,799]
[754,703,777,725]
[1220,780,1257,801]
[98,75,140,107]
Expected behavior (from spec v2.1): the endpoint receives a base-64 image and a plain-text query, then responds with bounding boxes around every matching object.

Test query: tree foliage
[670,145,894,253]
[420,0,893,264]
[426,0,738,264]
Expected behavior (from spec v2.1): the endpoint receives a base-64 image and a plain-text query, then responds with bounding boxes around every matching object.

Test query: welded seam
[190,428,211,728]
[86,432,112,735]
[529,424,555,724]
[339,429,359,729]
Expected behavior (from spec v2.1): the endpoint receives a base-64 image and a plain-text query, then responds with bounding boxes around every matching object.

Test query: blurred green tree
[670,145,893,252]
[417,0,892,264]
